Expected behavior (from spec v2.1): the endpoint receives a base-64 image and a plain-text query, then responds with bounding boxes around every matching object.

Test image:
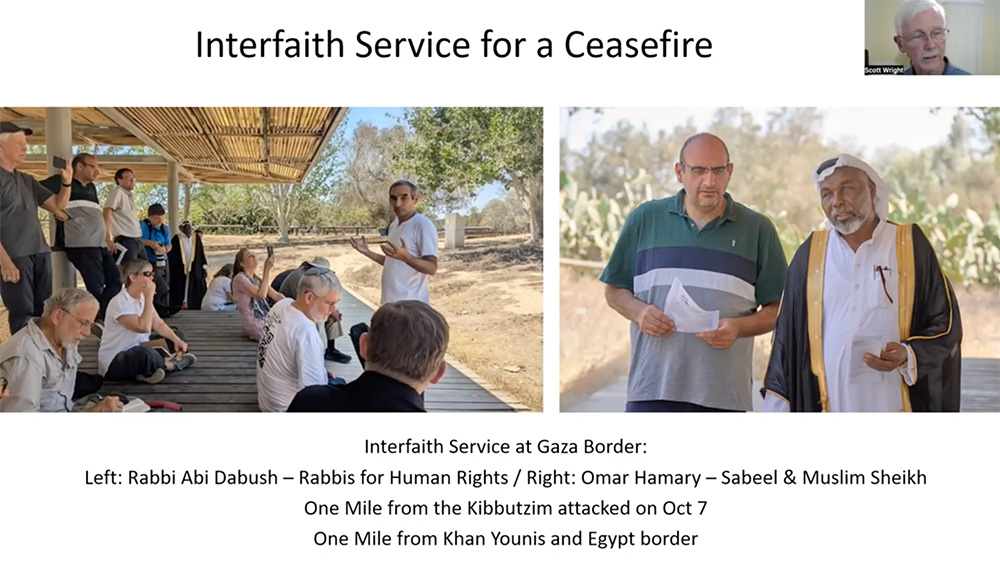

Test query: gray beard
[832,214,866,235]
[831,198,875,235]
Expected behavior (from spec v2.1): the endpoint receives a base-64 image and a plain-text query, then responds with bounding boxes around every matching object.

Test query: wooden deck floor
[80,288,523,412]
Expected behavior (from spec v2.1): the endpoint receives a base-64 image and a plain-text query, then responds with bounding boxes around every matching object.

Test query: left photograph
[0,107,542,413]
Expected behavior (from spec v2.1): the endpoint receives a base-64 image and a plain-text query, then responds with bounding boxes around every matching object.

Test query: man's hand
[1,255,20,283]
[106,233,116,250]
[349,236,371,254]
[174,339,189,354]
[696,318,742,350]
[60,165,73,186]
[636,305,675,337]
[381,238,412,261]
[864,342,908,371]
[87,396,123,413]
[152,243,165,254]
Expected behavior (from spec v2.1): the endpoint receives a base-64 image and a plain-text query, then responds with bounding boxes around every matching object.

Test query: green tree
[250,128,346,243]
[336,122,412,225]
[400,107,543,242]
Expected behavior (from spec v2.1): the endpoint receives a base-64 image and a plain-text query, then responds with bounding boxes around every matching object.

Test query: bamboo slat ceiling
[1,107,347,184]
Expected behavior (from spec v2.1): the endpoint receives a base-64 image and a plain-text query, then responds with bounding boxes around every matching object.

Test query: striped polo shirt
[600,189,787,410]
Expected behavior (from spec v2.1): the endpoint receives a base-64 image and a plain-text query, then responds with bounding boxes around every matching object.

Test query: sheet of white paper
[114,243,128,265]
[663,277,720,333]
[850,335,884,377]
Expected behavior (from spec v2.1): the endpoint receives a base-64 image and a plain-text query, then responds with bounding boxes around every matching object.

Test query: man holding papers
[761,155,962,412]
[601,133,787,412]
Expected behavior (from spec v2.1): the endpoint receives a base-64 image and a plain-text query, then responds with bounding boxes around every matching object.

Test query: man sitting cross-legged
[288,300,449,413]
[0,288,122,412]
[257,269,345,412]
[98,259,196,384]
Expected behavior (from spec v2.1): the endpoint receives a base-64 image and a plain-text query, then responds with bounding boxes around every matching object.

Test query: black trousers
[65,247,122,321]
[73,371,104,399]
[0,252,52,334]
[115,236,143,264]
[103,328,186,381]
[152,263,178,318]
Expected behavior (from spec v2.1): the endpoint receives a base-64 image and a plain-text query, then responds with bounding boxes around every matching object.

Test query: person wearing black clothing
[288,300,449,413]
[167,221,208,310]
[42,153,121,322]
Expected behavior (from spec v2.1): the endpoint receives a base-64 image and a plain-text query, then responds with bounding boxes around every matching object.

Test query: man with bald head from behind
[601,133,787,412]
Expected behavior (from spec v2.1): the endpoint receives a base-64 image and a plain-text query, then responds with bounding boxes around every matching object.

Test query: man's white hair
[298,269,342,298]
[895,0,947,35]
[42,288,99,319]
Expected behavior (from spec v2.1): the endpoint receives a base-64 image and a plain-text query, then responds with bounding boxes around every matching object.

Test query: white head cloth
[813,154,889,226]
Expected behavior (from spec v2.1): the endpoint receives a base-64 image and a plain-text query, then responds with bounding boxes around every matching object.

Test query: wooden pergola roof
[1,107,347,184]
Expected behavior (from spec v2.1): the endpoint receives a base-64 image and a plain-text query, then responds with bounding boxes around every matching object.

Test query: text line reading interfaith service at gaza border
[195,29,713,59]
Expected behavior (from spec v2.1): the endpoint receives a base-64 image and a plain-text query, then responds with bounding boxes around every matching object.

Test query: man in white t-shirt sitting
[99,259,196,384]
[350,179,439,305]
[256,269,344,412]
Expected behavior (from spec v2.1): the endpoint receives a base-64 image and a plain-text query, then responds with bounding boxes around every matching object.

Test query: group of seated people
[0,258,198,412]
[220,247,448,412]
[255,265,449,412]
[0,248,450,413]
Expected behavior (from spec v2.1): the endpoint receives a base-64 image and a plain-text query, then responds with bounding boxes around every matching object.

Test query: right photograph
[560,107,1000,413]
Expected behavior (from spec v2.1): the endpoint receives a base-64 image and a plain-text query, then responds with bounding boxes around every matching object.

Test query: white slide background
[2,0,998,565]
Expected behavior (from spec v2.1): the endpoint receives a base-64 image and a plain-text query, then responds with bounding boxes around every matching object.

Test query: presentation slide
[1,1,997,565]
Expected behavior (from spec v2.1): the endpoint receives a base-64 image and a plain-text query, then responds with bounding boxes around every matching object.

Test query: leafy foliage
[561,108,1000,287]
[399,107,543,242]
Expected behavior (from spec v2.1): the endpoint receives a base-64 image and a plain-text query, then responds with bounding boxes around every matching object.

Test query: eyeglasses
[140,270,154,277]
[308,291,338,309]
[59,308,95,328]
[903,28,948,47]
[681,162,731,177]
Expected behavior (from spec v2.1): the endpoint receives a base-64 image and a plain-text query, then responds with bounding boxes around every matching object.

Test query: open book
[122,397,151,413]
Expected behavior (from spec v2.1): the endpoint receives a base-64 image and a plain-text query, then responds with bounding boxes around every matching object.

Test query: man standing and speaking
[762,155,962,412]
[601,133,787,412]
[348,179,440,369]
[350,179,439,305]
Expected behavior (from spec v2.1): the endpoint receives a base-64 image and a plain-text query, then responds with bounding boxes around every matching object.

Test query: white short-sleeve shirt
[98,289,151,376]
[256,299,327,412]
[381,213,439,305]
[104,185,142,238]
[202,276,233,310]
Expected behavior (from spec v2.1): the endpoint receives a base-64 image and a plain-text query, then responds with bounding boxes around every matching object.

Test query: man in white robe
[762,155,962,412]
